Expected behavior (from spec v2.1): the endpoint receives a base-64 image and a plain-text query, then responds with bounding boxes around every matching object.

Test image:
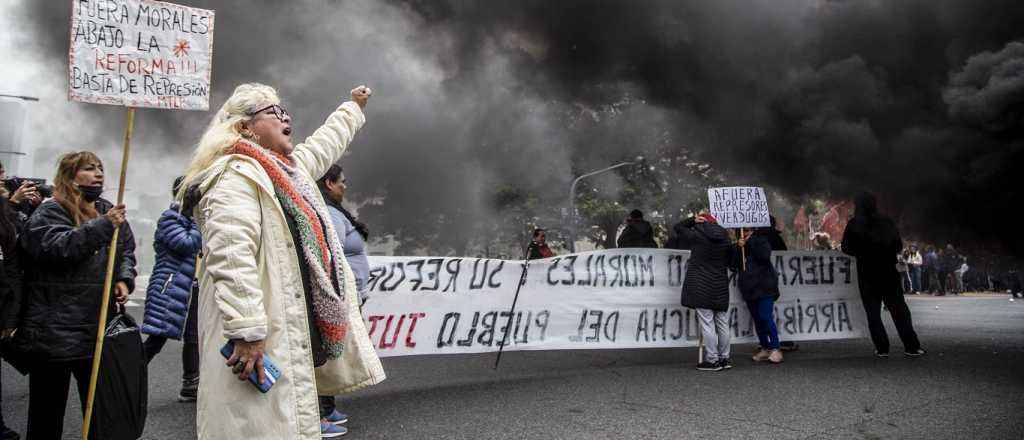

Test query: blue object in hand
[220,340,282,393]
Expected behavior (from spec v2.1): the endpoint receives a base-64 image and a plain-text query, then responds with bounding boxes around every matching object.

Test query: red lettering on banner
[379,315,405,349]
[367,315,385,337]
[366,313,427,350]
[405,313,426,348]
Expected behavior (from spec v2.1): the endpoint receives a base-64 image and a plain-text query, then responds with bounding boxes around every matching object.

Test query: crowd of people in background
[522,198,929,371]
[806,228,989,297]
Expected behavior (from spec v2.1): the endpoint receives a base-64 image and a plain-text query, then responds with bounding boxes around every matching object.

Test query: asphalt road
[3,294,1022,439]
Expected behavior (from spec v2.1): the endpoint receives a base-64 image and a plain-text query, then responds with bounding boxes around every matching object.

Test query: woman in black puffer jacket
[9,151,136,440]
[677,212,734,371]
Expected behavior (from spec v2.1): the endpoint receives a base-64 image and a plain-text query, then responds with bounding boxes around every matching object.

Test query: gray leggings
[696,308,731,362]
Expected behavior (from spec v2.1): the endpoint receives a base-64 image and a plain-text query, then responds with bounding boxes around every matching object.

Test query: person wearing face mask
[179,83,382,440]
[7,151,136,439]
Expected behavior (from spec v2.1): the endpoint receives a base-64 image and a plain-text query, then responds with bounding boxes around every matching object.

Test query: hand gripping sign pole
[81,108,134,440]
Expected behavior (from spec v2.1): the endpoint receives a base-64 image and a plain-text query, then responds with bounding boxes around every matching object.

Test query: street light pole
[0,94,40,102]
[567,156,644,253]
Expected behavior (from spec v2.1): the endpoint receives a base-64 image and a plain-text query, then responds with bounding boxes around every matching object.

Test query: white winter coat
[192,102,384,439]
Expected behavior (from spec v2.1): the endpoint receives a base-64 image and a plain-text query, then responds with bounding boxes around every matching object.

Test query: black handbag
[89,306,149,440]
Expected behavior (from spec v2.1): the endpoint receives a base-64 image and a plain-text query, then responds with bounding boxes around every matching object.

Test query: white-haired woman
[179,83,384,439]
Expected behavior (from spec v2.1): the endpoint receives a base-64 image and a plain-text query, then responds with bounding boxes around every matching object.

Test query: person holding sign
[677,211,735,371]
[179,83,384,440]
[841,193,924,358]
[9,152,137,440]
[734,228,783,363]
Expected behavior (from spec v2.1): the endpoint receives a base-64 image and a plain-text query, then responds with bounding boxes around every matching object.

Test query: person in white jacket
[178,83,385,439]
[907,245,923,294]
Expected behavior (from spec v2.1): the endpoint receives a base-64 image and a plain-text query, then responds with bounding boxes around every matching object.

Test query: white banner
[708,186,771,228]
[361,249,867,357]
[68,0,215,110]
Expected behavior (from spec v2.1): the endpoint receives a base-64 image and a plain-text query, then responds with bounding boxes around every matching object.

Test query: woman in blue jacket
[315,164,371,437]
[141,177,202,402]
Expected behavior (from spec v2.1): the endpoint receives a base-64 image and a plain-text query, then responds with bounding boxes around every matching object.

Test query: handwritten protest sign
[707,186,771,229]
[68,0,215,110]
[360,249,866,357]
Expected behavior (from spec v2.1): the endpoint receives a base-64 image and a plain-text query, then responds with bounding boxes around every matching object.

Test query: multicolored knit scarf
[231,140,349,359]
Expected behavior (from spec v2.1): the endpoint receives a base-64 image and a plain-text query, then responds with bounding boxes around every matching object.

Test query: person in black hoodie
[841,192,923,357]
[617,209,658,248]
[678,211,735,371]
[9,151,137,439]
[734,227,783,364]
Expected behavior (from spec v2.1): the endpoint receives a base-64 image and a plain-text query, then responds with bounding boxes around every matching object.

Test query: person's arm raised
[292,86,371,180]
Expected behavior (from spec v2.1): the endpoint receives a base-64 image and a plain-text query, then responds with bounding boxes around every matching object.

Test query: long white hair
[179,83,280,195]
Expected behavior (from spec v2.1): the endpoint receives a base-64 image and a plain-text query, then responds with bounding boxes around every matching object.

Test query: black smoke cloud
[10,0,1024,255]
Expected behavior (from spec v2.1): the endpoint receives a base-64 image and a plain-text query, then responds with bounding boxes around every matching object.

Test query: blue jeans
[909,266,922,292]
[747,297,780,350]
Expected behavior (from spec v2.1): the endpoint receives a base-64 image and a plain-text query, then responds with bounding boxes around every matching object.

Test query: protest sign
[68,0,215,110]
[68,2,216,436]
[707,186,771,229]
[361,249,867,357]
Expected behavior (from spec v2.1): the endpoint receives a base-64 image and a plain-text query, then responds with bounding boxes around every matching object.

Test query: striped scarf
[231,141,349,359]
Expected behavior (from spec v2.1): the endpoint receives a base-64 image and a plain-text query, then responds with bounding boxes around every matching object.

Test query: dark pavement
[3,295,1022,439]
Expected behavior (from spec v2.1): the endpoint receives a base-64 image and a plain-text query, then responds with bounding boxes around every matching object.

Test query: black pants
[143,336,199,381]
[0,348,8,432]
[319,395,336,419]
[26,358,93,440]
[859,270,922,353]
[143,288,200,380]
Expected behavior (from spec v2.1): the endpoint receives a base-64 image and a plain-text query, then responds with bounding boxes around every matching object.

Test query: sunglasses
[248,104,290,122]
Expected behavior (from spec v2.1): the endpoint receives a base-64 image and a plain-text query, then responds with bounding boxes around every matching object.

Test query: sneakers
[768,349,783,364]
[321,420,348,438]
[752,349,771,362]
[324,409,349,425]
[696,361,723,371]
[718,358,732,370]
[874,351,889,358]
[178,377,199,402]
[904,348,927,357]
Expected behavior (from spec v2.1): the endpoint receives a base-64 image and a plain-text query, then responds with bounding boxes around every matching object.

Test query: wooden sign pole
[81,107,135,440]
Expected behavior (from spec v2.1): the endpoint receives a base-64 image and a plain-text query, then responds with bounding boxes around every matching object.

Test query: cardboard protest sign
[708,186,771,229]
[68,0,215,110]
[361,249,866,357]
